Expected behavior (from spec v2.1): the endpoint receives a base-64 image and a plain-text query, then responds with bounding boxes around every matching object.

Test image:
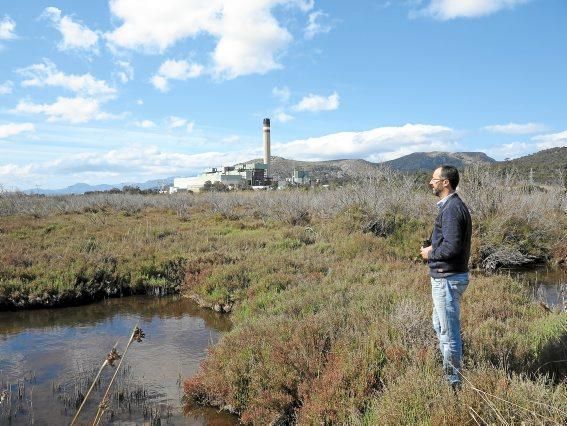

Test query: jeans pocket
[448,279,468,296]
[431,278,446,298]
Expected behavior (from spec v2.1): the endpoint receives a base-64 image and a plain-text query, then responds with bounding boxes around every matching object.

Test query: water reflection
[1,295,232,338]
[0,295,237,425]
[504,267,566,311]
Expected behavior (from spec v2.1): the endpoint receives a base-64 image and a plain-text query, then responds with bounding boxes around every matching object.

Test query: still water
[511,266,566,311]
[0,295,238,425]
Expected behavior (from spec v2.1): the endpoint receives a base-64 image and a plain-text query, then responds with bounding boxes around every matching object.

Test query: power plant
[263,118,271,179]
[170,118,276,193]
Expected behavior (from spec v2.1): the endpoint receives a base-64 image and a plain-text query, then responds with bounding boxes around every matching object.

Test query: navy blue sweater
[428,193,472,278]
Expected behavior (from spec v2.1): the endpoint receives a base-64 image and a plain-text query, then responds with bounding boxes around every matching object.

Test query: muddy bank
[0,281,180,311]
[3,260,563,312]
[188,293,234,313]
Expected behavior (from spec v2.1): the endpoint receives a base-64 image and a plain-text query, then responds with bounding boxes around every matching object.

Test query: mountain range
[20,147,566,194]
[23,178,174,196]
[259,151,496,183]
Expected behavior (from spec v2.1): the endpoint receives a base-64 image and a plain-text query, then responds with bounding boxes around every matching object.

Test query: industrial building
[288,170,311,185]
[169,118,273,193]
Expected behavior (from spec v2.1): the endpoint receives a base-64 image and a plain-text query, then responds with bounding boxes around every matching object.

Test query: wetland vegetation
[1,165,566,424]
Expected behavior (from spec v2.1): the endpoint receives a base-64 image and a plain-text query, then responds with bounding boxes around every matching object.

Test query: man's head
[429,165,459,197]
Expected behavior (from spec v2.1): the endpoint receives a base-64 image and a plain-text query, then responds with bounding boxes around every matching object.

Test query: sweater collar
[437,191,456,208]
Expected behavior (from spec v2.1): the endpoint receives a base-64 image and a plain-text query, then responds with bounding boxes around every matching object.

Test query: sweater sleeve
[429,206,464,261]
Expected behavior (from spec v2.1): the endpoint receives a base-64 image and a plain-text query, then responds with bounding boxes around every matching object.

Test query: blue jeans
[431,273,469,385]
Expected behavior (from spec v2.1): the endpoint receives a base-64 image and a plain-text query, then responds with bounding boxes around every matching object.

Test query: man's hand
[420,245,432,260]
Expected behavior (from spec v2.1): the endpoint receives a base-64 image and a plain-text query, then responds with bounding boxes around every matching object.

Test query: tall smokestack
[263,118,271,179]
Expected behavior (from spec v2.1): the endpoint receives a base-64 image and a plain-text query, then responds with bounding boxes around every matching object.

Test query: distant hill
[382,151,495,171]
[29,182,116,195]
[24,177,174,195]
[246,152,495,182]
[245,156,384,183]
[270,157,381,182]
[494,147,567,184]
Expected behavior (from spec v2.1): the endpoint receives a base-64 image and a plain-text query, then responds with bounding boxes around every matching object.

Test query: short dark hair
[438,165,460,190]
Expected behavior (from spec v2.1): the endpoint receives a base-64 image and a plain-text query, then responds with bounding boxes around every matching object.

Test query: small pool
[0,295,238,425]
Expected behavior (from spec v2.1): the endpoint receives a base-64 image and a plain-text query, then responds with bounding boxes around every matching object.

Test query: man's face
[429,168,447,197]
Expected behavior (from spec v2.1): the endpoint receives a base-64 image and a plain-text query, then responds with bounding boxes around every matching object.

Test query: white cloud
[159,59,203,79]
[416,0,529,20]
[18,60,116,97]
[0,81,13,95]
[166,116,194,132]
[210,2,293,79]
[222,135,240,143]
[135,120,156,128]
[272,86,291,102]
[272,124,458,161]
[114,60,134,83]
[0,16,16,40]
[0,163,36,181]
[485,129,567,160]
[293,91,339,112]
[105,0,315,79]
[0,123,35,139]
[293,0,316,12]
[167,116,187,128]
[14,97,116,124]
[532,130,567,150]
[42,7,99,52]
[136,99,144,105]
[483,122,546,135]
[304,10,331,39]
[274,123,458,161]
[151,59,203,92]
[150,75,168,92]
[484,141,532,160]
[0,145,256,185]
[275,111,294,123]
[105,0,219,52]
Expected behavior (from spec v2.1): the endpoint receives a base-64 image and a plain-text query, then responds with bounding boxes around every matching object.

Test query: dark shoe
[451,381,462,392]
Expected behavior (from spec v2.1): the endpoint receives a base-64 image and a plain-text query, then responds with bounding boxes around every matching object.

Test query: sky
[0,0,566,189]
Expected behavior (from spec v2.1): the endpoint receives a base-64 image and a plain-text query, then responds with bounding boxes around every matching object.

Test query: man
[420,165,472,388]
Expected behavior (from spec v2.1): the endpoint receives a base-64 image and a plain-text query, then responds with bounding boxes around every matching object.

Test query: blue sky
[0,0,566,189]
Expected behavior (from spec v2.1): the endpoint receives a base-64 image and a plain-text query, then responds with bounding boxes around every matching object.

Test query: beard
[432,187,441,197]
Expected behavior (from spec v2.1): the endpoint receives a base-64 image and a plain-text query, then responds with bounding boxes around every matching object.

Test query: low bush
[184,252,567,424]
[363,364,567,425]
[475,216,554,270]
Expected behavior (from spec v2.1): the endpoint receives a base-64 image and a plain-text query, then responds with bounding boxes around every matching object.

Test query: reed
[92,325,145,426]
[70,342,121,425]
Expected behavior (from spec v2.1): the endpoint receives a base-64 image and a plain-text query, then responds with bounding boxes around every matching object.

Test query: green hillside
[495,147,567,185]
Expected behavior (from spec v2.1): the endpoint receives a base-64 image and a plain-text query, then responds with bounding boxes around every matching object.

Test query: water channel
[0,295,238,425]
[507,266,566,311]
